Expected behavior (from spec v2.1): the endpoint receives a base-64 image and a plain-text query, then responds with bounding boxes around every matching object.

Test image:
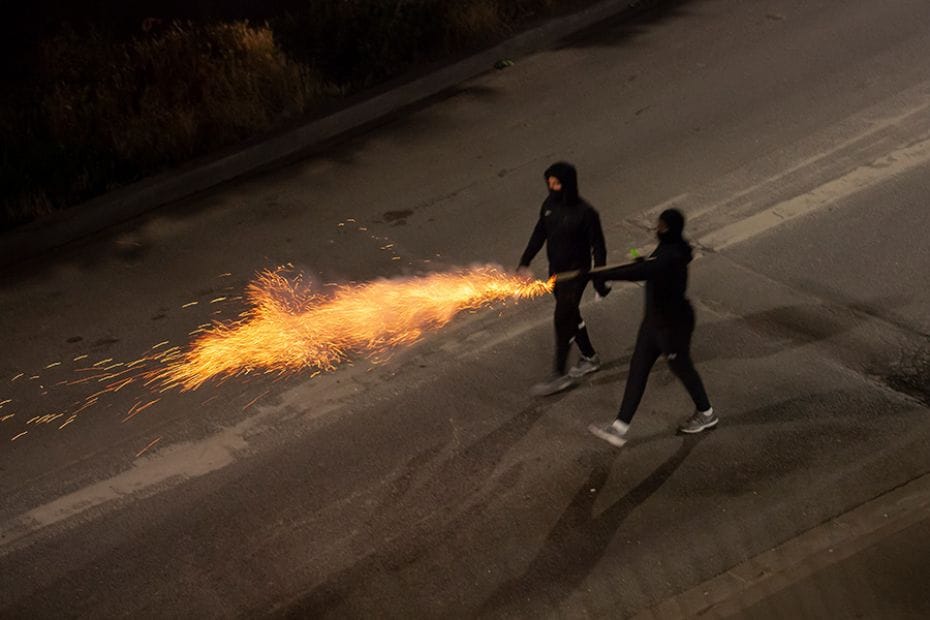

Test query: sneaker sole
[529,381,573,397]
[588,424,627,448]
[678,418,718,434]
[568,366,601,379]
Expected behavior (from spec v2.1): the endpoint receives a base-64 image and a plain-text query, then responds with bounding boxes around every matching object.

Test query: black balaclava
[658,208,685,243]
[544,162,580,206]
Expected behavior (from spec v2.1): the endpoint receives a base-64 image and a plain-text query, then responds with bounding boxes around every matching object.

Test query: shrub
[1,0,590,230]
[2,21,320,228]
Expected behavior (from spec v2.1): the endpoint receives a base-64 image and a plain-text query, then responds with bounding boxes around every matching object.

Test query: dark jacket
[595,238,694,324]
[519,163,608,280]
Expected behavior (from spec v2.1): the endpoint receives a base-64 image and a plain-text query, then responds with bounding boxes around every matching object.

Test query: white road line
[699,134,930,251]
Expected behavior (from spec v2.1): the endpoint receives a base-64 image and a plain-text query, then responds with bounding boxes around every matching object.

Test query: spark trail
[146,265,553,391]
[5,265,553,440]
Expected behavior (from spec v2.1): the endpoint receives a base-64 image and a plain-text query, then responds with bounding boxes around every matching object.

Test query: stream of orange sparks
[141,265,553,392]
[4,266,553,438]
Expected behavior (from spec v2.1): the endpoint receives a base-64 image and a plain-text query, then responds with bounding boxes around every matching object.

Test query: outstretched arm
[594,253,674,283]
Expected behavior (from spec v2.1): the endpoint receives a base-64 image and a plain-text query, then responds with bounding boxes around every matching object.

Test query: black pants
[553,280,596,375]
[617,305,711,424]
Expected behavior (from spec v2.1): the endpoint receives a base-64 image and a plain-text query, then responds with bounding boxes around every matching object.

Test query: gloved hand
[515,265,533,279]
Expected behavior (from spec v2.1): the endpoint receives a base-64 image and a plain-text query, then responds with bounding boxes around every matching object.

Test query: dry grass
[1,0,589,230]
[39,22,319,177]
[2,21,321,228]
[445,1,507,47]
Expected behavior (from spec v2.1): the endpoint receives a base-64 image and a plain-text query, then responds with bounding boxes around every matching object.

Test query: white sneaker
[588,419,629,448]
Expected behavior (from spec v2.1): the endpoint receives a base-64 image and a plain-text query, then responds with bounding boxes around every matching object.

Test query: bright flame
[145,265,553,391]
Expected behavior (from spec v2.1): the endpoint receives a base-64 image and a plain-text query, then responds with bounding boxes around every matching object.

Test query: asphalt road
[2,0,930,617]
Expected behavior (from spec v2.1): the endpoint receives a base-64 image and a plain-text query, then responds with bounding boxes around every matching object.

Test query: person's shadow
[277,394,579,618]
[479,433,708,616]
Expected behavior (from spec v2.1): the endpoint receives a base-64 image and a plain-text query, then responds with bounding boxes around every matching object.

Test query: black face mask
[657,208,685,242]
[544,162,579,205]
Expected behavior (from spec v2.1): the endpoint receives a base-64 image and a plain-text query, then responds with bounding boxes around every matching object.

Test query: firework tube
[552,263,628,283]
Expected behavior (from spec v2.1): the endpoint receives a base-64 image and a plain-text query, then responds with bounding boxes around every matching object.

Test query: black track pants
[617,306,710,424]
[553,280,596,375]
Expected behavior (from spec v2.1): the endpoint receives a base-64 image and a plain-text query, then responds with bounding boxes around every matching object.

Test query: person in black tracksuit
[518,162,612,396]
[587,208,717,447]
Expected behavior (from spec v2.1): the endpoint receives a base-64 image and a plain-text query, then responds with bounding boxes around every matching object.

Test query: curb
[1,0,642,269]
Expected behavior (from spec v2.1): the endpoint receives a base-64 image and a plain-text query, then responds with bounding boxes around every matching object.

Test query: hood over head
[544,161,579,205]
[658,208,693,262]
[658,208,685,243]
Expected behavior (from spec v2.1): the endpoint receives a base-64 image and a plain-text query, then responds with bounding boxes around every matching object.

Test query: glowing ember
[144,265,553,392]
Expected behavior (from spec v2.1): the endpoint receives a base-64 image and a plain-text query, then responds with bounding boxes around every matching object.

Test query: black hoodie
[519,162,608,278]
[594,209,694,324]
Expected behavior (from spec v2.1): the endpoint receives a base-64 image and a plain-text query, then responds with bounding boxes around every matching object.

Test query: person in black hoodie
[517,162,612,396]
[587,208,716,447]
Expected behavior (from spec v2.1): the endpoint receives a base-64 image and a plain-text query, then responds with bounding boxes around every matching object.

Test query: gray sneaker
[588,420,629,448]
[530,374,574,397]
[678,408,718,434]
[569,354,601,378]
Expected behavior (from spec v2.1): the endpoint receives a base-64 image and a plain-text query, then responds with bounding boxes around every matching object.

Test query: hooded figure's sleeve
[587,209,611,296]
[587,209,607,267]
[519,208,547,268]
[594,252,676,283]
